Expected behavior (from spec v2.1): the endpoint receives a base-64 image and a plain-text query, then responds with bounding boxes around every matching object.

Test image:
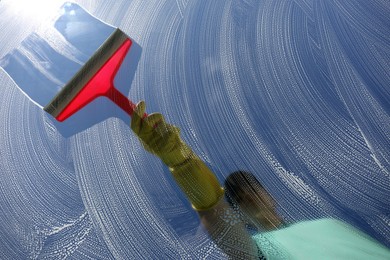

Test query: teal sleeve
[252,218,390,260]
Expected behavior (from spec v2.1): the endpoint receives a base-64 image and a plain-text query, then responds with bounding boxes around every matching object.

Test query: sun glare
[4,0,65,24]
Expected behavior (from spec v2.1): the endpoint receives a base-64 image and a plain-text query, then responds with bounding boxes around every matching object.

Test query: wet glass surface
[0,0,389,258]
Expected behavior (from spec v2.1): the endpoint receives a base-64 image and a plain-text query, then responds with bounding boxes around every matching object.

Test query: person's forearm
[169,152,224,210]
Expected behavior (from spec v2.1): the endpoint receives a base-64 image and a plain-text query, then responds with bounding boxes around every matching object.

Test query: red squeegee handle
[107,87,147,118]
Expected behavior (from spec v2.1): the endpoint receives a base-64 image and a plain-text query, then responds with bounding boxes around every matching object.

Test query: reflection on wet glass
[0,2,141,137]
[55,3,114,58]
[0,2,115,108]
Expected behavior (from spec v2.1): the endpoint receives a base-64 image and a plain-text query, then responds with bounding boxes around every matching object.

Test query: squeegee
[0,2,143,130]
[44,28,137,122]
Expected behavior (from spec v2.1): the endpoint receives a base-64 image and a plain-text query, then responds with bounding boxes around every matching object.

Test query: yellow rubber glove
[131,101,224,210]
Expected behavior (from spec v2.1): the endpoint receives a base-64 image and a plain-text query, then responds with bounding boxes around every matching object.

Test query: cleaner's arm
[131,101,258,259]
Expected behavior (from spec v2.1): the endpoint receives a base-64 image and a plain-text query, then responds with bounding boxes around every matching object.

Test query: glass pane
[0,0,389,259]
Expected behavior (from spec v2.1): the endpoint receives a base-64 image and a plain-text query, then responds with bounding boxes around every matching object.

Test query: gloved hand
[131,101,224,210]
[131,101,193,167]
